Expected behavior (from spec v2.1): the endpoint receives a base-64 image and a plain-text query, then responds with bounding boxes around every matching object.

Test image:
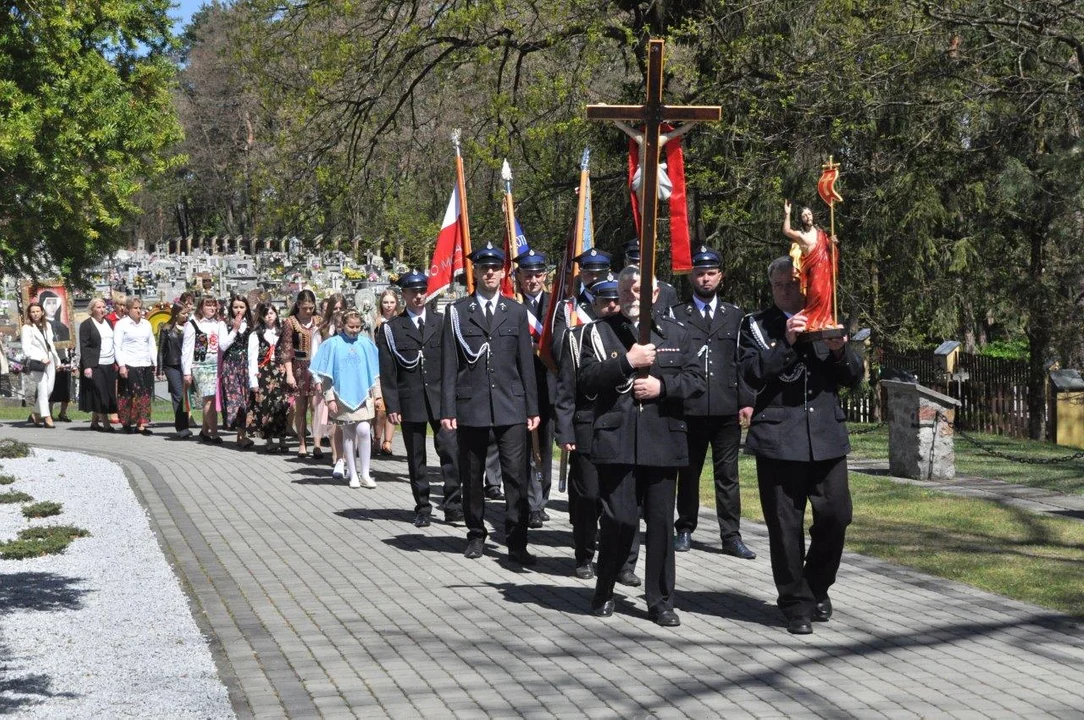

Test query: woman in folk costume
[281,289,320,457]
[247,302,291,453]
[183,295,227,443]
[309,308,382,489]
[313,293,346,470]
[220,294,254,449]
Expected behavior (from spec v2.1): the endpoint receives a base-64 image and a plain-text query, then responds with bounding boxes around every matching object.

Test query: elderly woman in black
[78,297,118,432]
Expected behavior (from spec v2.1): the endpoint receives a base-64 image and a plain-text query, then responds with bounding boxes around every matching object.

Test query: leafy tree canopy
[0,0,182,282]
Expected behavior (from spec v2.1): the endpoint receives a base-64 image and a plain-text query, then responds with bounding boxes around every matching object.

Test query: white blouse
[113,317,157,368]
[94,318,116,365]
[247,328,280,390]
[181,317,226,374]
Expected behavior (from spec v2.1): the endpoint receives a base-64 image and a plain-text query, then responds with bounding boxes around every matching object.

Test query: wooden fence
[840,348,1036,439]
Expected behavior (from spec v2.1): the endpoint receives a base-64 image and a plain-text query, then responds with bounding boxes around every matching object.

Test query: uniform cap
[573,247,611,271]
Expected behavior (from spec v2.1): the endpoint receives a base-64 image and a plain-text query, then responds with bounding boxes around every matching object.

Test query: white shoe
[360,475,376,489]
[348,474,361,489]
[332,459,345,479]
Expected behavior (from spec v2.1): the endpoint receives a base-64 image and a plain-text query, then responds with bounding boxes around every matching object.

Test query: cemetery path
[3,421,1082,719]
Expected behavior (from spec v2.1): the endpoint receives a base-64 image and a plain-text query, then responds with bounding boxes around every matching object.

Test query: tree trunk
[1025,226,1049,440]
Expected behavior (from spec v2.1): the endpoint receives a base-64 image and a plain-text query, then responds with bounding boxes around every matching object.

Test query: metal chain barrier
[936,411,1084,465]
[849,419,887,435]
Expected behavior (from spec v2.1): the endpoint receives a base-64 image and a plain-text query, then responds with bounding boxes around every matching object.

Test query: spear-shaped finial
[451,128,462,156]
[580,147,590,170]
[501,159,513,193]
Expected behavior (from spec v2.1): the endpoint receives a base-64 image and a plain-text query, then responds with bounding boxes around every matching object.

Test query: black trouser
[594,465,676,613]
[484,430,502,491]
[401,419,460,515]
[676,414,742,540]
[755,455,852,620]
[164,365,187,432]
[527,410,555,513]
[568,450,639,571]
[459,424,530,550]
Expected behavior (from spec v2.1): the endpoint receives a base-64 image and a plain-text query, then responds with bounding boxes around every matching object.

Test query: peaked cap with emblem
[691,245,722,269]
[467,242,504,266]
[397,269,429,290]
[589,272,619,300]
[573,247,611,271]
[514,248,546,270]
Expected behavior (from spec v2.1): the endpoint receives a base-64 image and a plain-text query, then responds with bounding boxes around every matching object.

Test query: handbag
[26,359,47,373]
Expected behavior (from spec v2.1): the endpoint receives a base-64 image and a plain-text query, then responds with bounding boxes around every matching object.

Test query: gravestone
[882,379,961,481]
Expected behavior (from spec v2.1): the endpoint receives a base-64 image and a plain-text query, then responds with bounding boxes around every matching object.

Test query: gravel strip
[0,446,234,719]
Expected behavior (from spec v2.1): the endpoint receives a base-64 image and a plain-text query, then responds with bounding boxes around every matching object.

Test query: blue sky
[171,0,205,31]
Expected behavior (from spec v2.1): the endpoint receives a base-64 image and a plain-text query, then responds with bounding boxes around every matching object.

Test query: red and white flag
[427,186,466,297]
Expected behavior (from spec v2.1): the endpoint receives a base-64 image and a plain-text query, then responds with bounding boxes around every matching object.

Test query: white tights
[342,421,372,481]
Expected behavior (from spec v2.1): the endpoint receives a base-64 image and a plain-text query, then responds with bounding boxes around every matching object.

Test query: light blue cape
[309,333,379,411]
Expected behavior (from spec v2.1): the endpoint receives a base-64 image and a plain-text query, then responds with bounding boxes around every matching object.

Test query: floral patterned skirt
[191,357,218,399]
[118,365,154,426]
[220,353,249,429]
[250,363,290,440]
[290,358,314,398]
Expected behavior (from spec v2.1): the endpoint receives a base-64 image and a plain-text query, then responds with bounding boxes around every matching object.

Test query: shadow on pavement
[336,507,418,524]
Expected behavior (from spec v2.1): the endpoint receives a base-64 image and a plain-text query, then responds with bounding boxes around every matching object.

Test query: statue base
[798,326,846,342]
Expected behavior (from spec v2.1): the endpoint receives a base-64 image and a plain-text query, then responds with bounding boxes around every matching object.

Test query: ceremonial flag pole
[500,159,523,299]
[453,130,474,294]
[569,147,594,298]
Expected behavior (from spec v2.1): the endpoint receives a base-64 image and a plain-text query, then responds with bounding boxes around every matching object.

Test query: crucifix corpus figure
[611,120,694,204]
[586,39,721,349]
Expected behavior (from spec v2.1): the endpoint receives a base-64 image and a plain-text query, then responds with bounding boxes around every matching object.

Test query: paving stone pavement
[4,420,1083,719]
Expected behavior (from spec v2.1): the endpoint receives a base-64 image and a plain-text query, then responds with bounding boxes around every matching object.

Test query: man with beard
[514,249,555,528]
[578,266,704,626]
[378,271,461,527]
[553,273,640,586]
[672,247,756,558]
[442,244,540,564]
[738,256,862,634]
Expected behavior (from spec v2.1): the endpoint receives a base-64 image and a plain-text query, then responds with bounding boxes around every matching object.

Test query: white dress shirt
[114,317,157,368]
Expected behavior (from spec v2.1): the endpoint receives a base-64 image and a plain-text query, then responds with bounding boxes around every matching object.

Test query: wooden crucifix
[586,39,721,349]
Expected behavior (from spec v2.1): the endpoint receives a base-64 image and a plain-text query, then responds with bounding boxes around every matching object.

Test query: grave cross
[586,39,721,347]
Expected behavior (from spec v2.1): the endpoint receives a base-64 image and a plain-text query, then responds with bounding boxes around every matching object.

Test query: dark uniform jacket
[441,294,539,427]
[553,324,596,452]
[550,296,597,367]
[377,309,445,424]
[521,290,556,409]
[738,306,864,462]
[673,298,755,417]
[577,314,705,467]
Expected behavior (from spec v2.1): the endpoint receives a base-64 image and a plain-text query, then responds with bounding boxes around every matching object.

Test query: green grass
[0,437,30,458]
[22,501,62,519]
[0,490,33,504]
[0,400,191,424]
[847,423,1084,495]
[0,525,90,560]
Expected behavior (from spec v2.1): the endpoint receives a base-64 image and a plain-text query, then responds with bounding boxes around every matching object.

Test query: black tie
[485,301,494,323]
[416,315,424,332]
[703,305,712,322]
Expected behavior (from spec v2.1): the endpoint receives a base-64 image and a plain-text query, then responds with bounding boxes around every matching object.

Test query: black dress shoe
[592,598,615,617]
[508,547,537,566]
[464,538,484,559]
[813,598,833,622]
[649,609,681,627]
[444,509,464,524]
[721,537,757,560]
[484,487,505,501]
[540,510,550,522]
[574,562,596,580]
[616,570,642,587]
[413,513,431,528]
[673,531,692,552]
[787,617,813,635]
[528,511,544,529]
